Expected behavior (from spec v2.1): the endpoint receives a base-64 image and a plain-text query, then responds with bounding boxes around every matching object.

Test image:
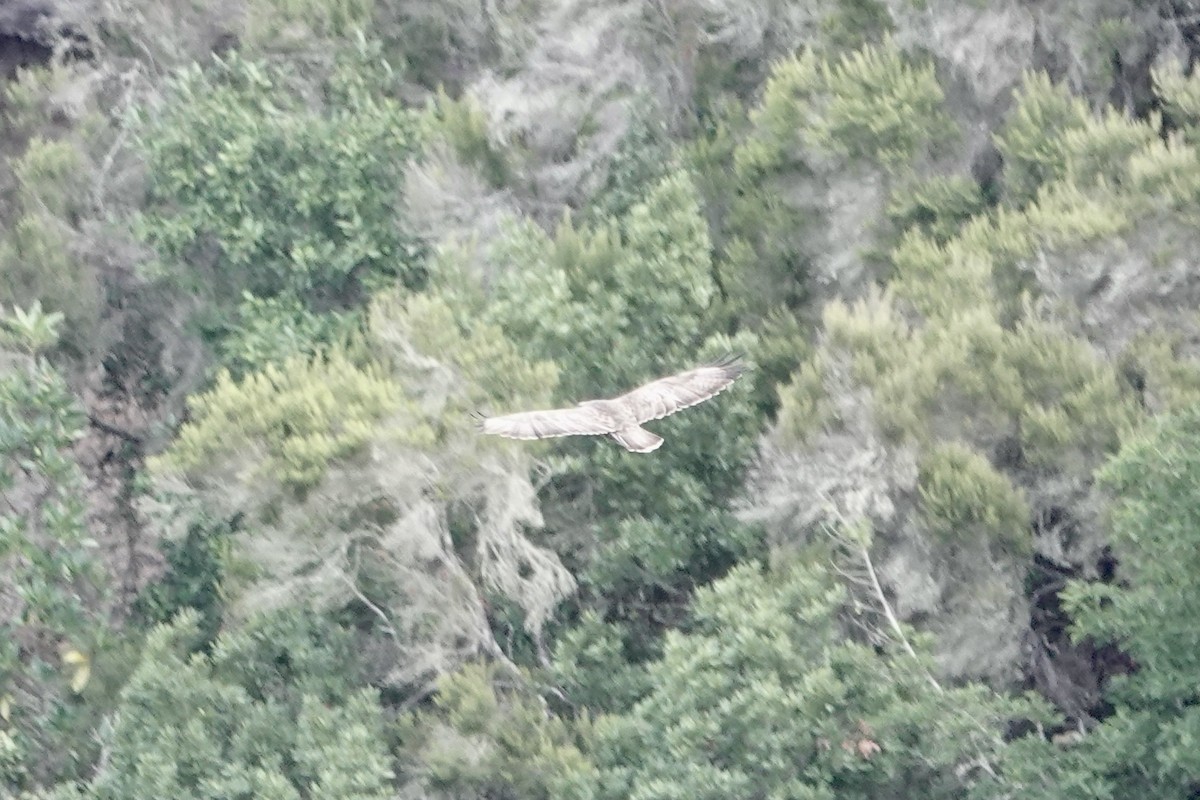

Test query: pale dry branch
[343,547,401,646]
[820,499,1016,784]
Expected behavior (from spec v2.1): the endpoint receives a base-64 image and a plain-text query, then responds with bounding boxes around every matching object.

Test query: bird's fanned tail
[609,426,664,453]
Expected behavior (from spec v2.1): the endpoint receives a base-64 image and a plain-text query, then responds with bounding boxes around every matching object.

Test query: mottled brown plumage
[476,356,745,453]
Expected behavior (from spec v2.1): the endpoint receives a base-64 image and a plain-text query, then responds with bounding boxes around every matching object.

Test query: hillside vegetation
[3,0,1200,795]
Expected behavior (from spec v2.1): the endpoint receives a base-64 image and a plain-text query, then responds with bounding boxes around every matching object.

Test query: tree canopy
[4,1,1200,796]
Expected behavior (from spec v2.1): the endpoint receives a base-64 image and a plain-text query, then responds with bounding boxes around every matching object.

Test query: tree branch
[87,414,143,446]
[819,500,1013,785]
[820,504,942,692]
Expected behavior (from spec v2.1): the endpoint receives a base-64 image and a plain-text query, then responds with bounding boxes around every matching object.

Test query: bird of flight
[475,355,745,453]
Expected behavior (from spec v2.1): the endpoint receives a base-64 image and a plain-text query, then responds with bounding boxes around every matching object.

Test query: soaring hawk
[476,356,744,453]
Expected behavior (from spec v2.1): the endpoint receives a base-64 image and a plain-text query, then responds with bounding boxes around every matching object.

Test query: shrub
[918,442,1030,554]
[134,44,425,310]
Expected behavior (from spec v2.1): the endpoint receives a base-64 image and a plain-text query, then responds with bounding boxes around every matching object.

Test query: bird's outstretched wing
[475,405,619,441]
[616,355,745,424]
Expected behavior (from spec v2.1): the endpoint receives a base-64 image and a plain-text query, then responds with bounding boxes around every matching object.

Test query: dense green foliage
[0,307,108,791]
[133,42,426,365]
[157,351,402,489]
[0,105,102,358]
[136,46,424,301]
[583,561,1035,800]
[1061,407,1200,795]
[5,3,1200,797]
[973,405,1200,797]
[60,611,393,800]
